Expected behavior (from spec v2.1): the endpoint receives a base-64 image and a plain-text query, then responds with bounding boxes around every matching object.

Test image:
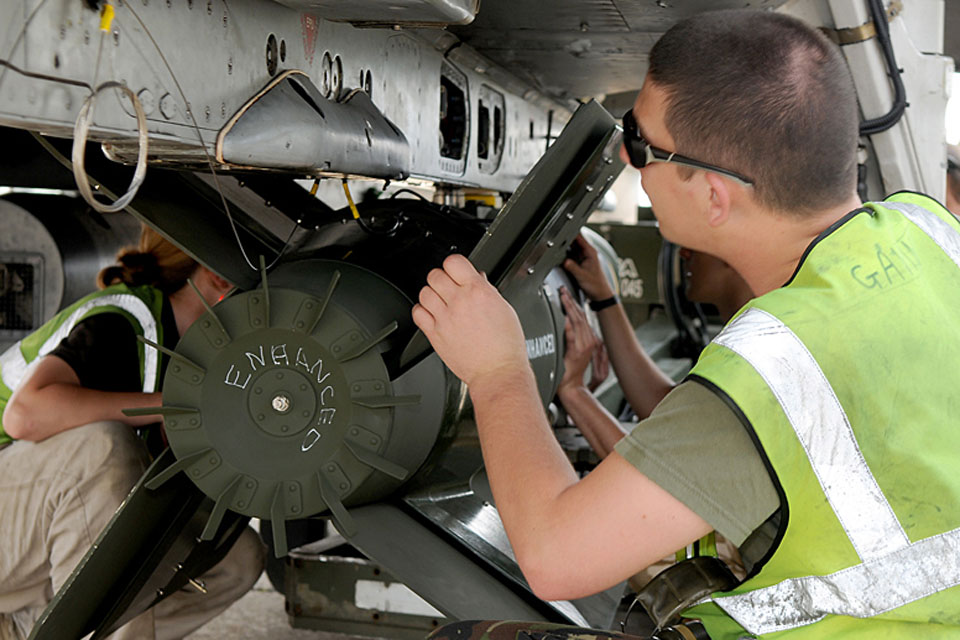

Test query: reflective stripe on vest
[707,202,960,634]
[882,201,960,269]
[714,521,960,634]
[714,308,909,561]
[0,294,160,393]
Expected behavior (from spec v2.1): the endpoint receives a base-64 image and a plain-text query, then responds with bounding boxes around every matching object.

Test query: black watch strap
[589,296,619,311]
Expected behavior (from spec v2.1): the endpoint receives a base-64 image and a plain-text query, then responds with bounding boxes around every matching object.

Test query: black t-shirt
[50,296,180,391]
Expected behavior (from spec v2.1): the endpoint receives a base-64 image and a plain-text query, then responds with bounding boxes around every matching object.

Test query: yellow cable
[341,179,360,220]
[100,3,115,32]
[309,178,320,196]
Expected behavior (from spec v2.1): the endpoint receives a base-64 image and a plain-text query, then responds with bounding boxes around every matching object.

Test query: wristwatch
[589,296,619,311]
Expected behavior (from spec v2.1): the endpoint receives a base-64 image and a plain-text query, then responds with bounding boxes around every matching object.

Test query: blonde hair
[98,225,198,294]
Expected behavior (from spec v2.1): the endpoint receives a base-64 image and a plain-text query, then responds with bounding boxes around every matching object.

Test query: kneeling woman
[0,226,264,640]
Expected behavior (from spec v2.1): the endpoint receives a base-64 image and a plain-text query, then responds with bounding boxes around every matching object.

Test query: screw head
[272,395,291,413]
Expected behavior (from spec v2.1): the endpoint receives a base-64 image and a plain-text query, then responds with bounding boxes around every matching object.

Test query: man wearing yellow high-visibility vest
[414,8,960,640]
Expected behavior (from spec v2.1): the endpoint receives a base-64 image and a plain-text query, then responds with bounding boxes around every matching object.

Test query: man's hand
[412,254,529,388]
[563,233,615,302]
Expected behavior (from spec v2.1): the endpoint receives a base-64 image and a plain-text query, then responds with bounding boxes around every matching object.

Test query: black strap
[589,295,619,311]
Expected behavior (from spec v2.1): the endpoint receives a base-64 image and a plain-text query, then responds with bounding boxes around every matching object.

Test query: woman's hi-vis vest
[0,283,165,445]
[683,193,960,639]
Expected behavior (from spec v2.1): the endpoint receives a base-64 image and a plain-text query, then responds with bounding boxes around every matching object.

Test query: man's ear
[703,172,732,228]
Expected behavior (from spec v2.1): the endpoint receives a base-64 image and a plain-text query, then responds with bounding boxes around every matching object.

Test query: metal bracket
[821,0,903,46]
[216,70,411,179]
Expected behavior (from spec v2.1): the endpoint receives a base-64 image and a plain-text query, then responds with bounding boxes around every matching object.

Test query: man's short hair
[647,10,859,214]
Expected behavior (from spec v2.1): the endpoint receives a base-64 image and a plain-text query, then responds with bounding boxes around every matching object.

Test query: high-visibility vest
[0,284,165,445]
[684,192,960,638]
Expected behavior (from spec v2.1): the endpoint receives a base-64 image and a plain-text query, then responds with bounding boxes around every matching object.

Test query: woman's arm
[593,300,675,419]
[563,233,674,418]
[4,355,162,441]
[556,287,629,457]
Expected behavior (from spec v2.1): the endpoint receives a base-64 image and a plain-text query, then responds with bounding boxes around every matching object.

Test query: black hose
[858,0,907,136]
[657,241,707,358]
[388,188,430,202]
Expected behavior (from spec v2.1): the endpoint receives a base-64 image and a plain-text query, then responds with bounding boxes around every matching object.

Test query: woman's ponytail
[98,225,198,294]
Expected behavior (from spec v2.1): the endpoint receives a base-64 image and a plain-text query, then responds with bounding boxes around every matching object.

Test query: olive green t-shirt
[614,380,781,566]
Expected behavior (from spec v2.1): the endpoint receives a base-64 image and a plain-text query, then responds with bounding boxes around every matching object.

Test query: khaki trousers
[0,421,265,640]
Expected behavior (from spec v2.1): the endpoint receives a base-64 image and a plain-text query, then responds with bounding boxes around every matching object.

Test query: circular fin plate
[163,284,402,522]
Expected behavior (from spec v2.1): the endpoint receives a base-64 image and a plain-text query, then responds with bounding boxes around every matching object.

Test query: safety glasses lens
[621,111,647,169]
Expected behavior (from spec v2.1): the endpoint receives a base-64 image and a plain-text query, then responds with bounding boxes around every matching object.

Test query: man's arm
[4,355,162,441]
[413,255,712,601]
[564,234,674,419]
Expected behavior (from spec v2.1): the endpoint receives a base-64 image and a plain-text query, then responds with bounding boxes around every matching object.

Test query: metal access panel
[286,550,449,639]
[469,99,624,301]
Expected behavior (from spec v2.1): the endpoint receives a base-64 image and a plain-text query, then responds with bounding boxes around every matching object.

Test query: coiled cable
[71,81,149,213]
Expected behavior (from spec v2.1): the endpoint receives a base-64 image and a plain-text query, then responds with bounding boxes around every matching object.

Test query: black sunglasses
[621,110,754,186]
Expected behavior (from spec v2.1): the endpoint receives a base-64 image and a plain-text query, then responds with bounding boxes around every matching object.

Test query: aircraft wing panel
[448,0,791,102]
[272,0,480,26]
